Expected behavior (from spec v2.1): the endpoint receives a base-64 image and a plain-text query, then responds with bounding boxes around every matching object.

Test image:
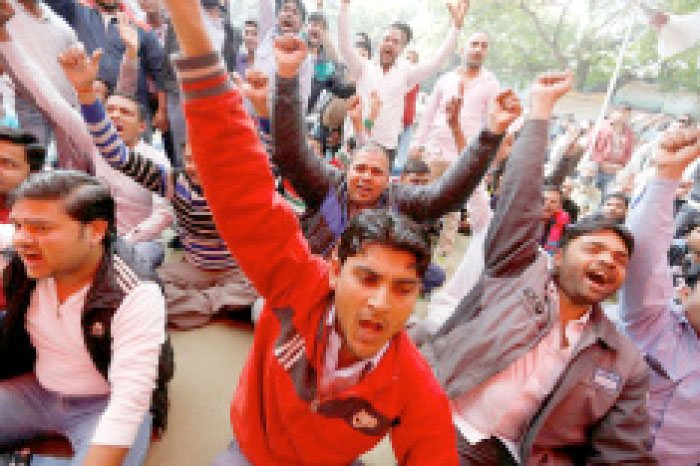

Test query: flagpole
[582,8,638,165]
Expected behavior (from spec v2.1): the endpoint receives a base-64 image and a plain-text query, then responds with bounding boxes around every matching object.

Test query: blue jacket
[44,0,165,110]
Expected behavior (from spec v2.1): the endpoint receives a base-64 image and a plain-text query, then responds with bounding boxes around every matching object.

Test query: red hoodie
[175,53,458,465]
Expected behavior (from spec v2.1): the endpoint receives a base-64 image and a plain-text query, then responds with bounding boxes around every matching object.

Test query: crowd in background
[0,0,699,464]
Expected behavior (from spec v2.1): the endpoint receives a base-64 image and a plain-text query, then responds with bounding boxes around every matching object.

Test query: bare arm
[337,1,364,80]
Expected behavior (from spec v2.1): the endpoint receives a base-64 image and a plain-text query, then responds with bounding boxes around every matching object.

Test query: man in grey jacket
[271,34,521,258]
[421,71,655,464]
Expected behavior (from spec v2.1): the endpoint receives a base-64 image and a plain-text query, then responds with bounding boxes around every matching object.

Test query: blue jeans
[132,241,165,273]
[0,374,152,465]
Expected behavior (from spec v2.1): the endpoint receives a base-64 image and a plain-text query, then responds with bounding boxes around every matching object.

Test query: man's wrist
[656,167,684,181]
[529,104,552,121]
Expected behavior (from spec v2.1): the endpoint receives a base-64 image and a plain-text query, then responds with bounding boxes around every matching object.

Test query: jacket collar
[579,303,621,353]
[83,249,124,313]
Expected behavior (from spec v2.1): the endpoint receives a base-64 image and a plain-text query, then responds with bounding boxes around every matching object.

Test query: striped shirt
[82,100,237,271]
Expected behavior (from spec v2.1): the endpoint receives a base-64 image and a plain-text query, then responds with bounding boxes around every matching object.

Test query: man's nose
[368,284,390,311]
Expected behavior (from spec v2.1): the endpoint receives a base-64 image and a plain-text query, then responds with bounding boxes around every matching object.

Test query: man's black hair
[0,127,46,172]
[391,21,412,45]
[542,184,562,195]
[26,145,46,173]
[603,192,630,208]
[355,40,372,58]
[355,32,370,43]
[277,0,306,23]
[9,170,116,248]
[244,19,258,28]
[107,91,149,123]
[308,12,327,29]
[403,157,430,176]
[560,216,635,256]
[337,208,431,278]
[684,263,700,290]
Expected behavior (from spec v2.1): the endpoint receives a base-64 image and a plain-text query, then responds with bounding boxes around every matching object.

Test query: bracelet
[364,118,374,131]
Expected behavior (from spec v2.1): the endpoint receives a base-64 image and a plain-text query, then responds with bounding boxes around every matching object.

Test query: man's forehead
[106,95,137,111]
[576,231,629,253]
[348,244,420,277]
[469,32,489,45]
[281,0,299,12]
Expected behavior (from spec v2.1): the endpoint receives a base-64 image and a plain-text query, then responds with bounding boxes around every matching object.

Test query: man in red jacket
[161,0,459,464]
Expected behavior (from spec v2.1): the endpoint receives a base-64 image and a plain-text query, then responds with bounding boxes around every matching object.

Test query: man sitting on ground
[160,0,460,463]
[0,170,170,466]
[271,34,521,258]
[421,71,654,464]
[59,44,259,329]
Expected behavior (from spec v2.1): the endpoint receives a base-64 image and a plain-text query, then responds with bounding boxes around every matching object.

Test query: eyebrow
[354,265,420,285]
[583,241,629,257]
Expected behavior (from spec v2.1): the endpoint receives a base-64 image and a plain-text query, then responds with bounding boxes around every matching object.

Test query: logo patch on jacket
[352,409,379,430]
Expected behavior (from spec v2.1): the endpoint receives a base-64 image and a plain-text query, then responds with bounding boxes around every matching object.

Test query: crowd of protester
[0,0,698,464]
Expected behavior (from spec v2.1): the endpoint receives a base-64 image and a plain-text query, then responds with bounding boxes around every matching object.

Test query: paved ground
[144,234,470,465]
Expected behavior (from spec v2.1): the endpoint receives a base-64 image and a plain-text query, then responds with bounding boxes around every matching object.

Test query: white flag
[656,10,700,59]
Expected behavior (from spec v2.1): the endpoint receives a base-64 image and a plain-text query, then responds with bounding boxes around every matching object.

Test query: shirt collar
[326,305,389,371]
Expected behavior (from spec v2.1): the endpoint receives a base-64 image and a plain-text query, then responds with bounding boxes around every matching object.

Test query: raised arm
[484,71,573,277]
[114,13,139,95]
[58,44,173,197]
[258,0,276,44]
[405,0,467,88]
[620,127,700,343]
[395,89,521,222]
[273,35,342,209]
[162,0,327,303]
[337,0,364,80]
[411,78,444,150]
[0,23,94,173]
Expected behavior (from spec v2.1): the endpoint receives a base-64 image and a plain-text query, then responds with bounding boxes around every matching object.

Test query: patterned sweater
[82,100,237,271]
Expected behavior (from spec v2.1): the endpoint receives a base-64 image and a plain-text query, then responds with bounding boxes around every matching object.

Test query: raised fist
[529,70,574,120]
[274,34,307,79]
[243,69,270,117]
[58,44,103,93]
[368,90,381,123]
[346,94,363,124]
[445,81,464,130]
[656,127,700,179]
[486,89,522,135]
[0,0,14,30]
[116,12,139,59]
[446,0,469,29]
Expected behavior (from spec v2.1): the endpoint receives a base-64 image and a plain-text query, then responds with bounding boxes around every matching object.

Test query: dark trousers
[455,428,518,465]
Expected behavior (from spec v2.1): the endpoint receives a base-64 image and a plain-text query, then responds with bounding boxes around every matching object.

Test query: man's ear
[86,219,109,246]
[329,254,341,290]
[552,248,563,271]
[138,119,147,135]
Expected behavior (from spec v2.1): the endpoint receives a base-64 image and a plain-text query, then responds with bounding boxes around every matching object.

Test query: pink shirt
[27,272,165,446]
[413,69,499,163]
[453,283,590,459]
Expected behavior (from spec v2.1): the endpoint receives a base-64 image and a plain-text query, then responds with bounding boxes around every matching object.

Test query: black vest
[0,241,174,433]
